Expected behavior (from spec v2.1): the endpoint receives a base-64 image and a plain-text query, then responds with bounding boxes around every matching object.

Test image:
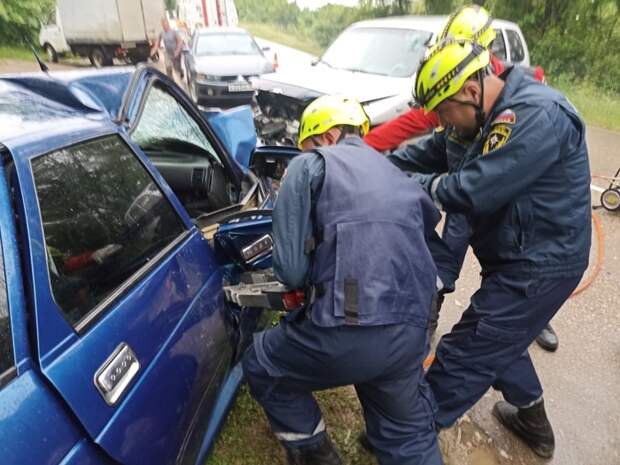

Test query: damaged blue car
[0,66,297,465]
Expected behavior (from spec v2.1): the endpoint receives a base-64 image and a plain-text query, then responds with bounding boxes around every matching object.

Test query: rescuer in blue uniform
[392,39,591,459]
[242,95,447,465]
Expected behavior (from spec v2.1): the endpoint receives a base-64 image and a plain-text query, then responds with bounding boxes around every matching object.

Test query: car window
[0,240,14,382]
[320,27,431,78]
[132,85,222,165]
[32,135,187,327]
[47,9,57,26]
[505,29,525,63]
[195,32,261,56]
[490,29,507,61]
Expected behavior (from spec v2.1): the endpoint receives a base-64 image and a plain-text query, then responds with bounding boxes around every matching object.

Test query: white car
[252,15,530,144]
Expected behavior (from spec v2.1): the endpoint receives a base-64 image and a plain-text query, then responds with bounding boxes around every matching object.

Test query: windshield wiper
[343,67,390,76]
[315,58,334,68]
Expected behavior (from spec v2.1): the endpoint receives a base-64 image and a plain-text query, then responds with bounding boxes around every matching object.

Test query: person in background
[151,18,185,82]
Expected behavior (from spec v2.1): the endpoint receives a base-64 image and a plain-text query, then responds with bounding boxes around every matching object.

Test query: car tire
[89,47,112,68]
[44,44,59,63]
[601,188,620,211]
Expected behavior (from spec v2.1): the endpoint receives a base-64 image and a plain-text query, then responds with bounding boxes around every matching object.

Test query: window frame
[29,133,192,335]
[0,242,16,390]
[128,77,242,192]
[505,28,525,64]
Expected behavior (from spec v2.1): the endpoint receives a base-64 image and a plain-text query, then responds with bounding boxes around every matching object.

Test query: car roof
[349,15,520,35]
[0,68,136,153]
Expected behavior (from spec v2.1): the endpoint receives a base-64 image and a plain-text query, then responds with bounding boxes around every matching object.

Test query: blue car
[0,66,298,465]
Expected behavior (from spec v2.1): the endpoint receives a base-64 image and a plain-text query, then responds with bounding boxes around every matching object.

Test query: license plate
[228,83,252,92]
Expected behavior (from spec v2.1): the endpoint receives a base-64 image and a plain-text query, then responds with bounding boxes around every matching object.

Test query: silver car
[185,27,275,108]
[252,16,530,144]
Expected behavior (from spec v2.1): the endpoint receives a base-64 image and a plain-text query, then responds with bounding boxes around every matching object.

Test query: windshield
[320,27,431,78]
[195,32,262,57]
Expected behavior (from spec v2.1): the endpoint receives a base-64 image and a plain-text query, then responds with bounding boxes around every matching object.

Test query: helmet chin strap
[448,69,487,131]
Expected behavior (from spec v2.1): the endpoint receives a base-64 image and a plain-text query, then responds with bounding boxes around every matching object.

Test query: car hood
[253,65,411,103]
[192,54,272,77]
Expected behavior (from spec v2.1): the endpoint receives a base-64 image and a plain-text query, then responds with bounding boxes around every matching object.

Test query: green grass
[240,21,323,57]
[554,78,620,132]
[206,385,377,465]
[0,45,37,61]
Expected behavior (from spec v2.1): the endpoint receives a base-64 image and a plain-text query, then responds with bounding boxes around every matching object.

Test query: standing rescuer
[242,95,445,465]
[394,38,591,459]
[374,4,558,352]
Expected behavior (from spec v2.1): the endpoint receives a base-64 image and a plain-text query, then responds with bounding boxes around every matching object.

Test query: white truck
[39,0,165,67]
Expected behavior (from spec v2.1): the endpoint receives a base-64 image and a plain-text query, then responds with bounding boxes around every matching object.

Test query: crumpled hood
[254,64,411,103]
[193,54,272,77]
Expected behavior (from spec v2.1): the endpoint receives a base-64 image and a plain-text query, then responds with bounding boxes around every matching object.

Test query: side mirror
[251,146,301,180]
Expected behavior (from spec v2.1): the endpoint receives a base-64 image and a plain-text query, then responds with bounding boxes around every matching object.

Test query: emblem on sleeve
[491,109,516,126]
[483,124,512,154]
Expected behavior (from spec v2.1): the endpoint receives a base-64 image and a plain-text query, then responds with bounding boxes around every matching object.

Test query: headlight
[195,73,219,82]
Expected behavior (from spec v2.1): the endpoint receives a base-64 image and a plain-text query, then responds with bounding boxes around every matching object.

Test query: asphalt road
[2,46,619,465]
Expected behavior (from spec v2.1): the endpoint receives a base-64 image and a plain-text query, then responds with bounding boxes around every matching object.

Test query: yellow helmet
[298,95,370,149]
[414,39,490,112]
[439,4,496,48]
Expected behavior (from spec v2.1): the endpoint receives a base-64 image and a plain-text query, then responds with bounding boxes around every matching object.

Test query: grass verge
[240,21,323,57]
[0,45,37,61]
[206,384,376,465]
[554,78,620,132]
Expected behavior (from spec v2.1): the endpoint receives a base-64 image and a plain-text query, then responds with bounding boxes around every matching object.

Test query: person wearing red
[364,5,558,352]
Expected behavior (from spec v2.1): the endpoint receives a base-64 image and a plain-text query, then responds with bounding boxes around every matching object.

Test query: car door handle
[94,342,140,406]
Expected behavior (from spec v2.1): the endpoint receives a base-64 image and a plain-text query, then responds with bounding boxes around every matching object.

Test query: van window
[506,29,525,63]
[490,29,507,61]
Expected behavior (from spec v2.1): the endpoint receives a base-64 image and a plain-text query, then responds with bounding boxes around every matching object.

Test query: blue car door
[12,125,238,465]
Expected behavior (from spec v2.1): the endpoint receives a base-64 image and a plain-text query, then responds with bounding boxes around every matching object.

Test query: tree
[0,0,55,45]
[164,0,178,13]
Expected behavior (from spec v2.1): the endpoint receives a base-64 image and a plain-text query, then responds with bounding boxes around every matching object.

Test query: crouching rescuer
[242,95,445,465]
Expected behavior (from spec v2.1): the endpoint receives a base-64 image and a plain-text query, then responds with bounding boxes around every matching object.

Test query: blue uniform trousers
[242,314,443,465]
[426,273,581,428]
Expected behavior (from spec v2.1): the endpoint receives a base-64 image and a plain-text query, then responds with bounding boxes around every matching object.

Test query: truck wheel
[89,47,112,68]
[601,188,620,212]
[44,44,59,63]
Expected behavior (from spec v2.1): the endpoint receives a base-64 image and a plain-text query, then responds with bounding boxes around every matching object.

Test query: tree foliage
[238,0,620,93]
[0,0,55,45]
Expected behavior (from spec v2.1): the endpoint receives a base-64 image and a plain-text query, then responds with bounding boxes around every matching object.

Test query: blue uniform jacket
[389,67,591,277]
[273,136,459,292]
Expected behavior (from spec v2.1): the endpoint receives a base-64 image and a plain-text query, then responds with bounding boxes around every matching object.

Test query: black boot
[493,399,555,459]
[285,435,343,465]
[536,324,559,352]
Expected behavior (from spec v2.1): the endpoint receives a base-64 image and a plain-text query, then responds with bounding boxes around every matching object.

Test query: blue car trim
[0,151,32,374]
[194,362,245,465]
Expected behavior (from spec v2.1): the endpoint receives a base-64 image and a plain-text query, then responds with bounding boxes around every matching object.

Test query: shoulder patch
[483,124,512,154]
[491,109,516,126]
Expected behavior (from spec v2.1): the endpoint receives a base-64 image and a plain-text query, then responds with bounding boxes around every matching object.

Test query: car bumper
[192,80,255,108]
